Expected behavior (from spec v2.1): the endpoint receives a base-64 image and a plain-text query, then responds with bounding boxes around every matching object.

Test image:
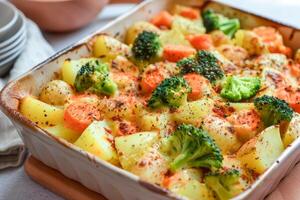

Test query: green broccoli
[132,31,162,61]
[254,95,293,127]
[202,9,240,38]
[220,76,261,102]
[205,169,243,200]
[178,50,224,83]
[147,76,191,109]
[161,124,223,172]
[74,59,117,95]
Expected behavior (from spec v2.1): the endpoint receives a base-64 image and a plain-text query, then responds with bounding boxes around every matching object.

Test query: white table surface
[0,1,298,200]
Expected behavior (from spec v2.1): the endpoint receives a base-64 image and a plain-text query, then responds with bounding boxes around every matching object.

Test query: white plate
[0,30,26,54]
[0,35,26,61]
[0,12,26,48]
[0,38,25,76]
[0,1,18,40]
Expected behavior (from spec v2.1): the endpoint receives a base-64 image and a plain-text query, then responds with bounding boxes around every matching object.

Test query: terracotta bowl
[10,0,110,32]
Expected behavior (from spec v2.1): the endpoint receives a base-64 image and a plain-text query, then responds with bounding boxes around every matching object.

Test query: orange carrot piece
[64,101,101,133]
[163,44,196,62]
[150,11,173,28]
[253,26,291,57]
[289,63,300,78]
[275,86,300,113]
[183,73,207,100]
[179,7,200,20]
[186,34,213,50]
[141,69,166,94]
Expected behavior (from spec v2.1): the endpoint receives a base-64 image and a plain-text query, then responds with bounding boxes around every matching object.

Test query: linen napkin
[0,19,54,169]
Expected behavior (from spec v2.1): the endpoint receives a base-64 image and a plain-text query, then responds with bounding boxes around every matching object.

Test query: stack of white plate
[0,1,26,76]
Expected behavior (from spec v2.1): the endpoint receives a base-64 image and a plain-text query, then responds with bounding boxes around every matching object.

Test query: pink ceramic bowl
[10,0,109,32]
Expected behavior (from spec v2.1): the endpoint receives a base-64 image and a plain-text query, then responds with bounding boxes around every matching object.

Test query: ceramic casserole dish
[1,0,300,199]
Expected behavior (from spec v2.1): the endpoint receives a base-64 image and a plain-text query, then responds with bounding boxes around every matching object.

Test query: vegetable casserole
[16,3,300,200]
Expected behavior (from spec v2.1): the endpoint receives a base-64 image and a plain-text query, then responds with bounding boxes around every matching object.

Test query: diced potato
[261,67,287,90]
[93,35,130,62]
[175,181,214,200]
[20,96,63,126]
[43,124,80,143]
[172,98,214,126]
[166,169,214,200]
[159,28,191,47]
[115,131,159,170]
[234,30,268,56]
[39,80,73,106]
[61,58,98,86]
[98,96,141,122]
[282,113,300,147]
[237,126,284,174]
[74,121,118,165]
[130,145,169,185]
[125,21,161,45]
[223,155,254,185]
[202,115,242,154]
[210,30,232,47]
[137,110,170,134]
[111,56,139,76]
[254,53,288,71]
[172,16,205,36]
[229,103,255,112]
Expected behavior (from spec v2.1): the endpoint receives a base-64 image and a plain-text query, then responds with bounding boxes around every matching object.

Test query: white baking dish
[1,0,300,199]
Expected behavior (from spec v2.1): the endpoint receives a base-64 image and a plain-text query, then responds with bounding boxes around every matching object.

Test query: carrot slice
[183,73,207,100]
[289,63,300,77]
[275,86,300,113]
[162,173,180,188]
[253,26,291,57]
[186,34,213,50]
[163,44,196,62]
[64,101,101,133]
[179,7,200,20]
[227,110,261,142]
[141,69,166,94]
[150,11,173,28]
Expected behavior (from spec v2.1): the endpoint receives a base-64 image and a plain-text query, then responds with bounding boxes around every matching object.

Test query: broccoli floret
[205,169,243,200]
[132,31,161,61]
[74,59,117,95]
[161,124,223,172]
[254,95,293,127]
[179,50,224,83]
[220,76,261,102]
[202,9,240,38]
[148,76,191,109]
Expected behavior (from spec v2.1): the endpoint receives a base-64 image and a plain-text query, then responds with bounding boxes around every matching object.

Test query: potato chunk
[125,21,161,45]
[115,132,159,170]
[61,58,99,86]
[20,96,63,126]
[282,113,300,147]
[39,80,73,106]
[165,169,214,200]
[43,123,80,143]
[130,145,169,185]
[172,98,214,127]
[74,121,118,165]
[237,126,284,174]
[93,35,130,62]
[137,110,170,135]
[202,115,241,154]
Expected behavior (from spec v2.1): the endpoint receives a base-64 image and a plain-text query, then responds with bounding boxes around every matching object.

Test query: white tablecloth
[0,1,299,200]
